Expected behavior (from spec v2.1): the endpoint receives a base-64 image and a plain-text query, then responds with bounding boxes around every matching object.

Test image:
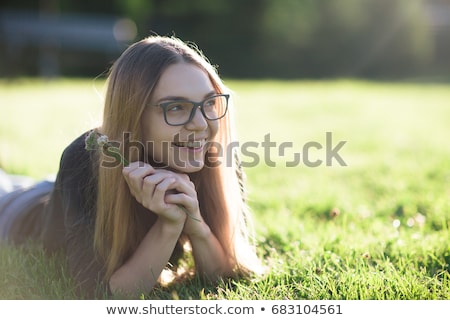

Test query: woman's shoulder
[54,130,99,191]
[59,130,97,171]
[62,130,93,159]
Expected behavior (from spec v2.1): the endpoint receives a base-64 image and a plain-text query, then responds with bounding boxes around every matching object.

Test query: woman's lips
[172,139,206,152]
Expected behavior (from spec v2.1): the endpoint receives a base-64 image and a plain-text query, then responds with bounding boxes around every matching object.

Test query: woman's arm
[110,162,189,295]
[109,217,184,295]
[185,221,234,280]
[164,186,235,280]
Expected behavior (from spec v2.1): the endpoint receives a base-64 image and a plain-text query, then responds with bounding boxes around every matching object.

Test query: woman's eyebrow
[155,90,217,104]
[203,90,217,98]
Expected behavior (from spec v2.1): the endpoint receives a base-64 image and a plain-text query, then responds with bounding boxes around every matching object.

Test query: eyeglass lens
[164,95,227,125]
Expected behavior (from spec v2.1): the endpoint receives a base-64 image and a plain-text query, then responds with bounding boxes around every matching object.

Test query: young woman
[0,35,263,297]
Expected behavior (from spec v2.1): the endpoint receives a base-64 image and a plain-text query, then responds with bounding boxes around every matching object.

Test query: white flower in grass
[97,135,109,148]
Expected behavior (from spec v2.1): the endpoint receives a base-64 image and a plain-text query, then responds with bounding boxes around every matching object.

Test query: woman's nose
[185,106,208,130]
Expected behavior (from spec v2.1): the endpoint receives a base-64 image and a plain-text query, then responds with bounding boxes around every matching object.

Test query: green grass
[0,78,449,299]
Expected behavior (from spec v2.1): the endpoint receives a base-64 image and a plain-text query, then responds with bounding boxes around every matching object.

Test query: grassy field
[0,78,449,299]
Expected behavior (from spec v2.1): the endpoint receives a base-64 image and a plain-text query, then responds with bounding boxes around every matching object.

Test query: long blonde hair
[94,36,262,282]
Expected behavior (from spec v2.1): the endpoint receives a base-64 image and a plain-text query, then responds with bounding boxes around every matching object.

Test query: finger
[122,161,148,172]
[123,163,155,191]
[142,172,173,196]
[169,178,197,198]
[164,192,192,208]
[146,177,177,211]
[153,169,190,182]
[122,163,155,202]
[123,162,154,178]
[146,171,195,197]
[165,194,201,222]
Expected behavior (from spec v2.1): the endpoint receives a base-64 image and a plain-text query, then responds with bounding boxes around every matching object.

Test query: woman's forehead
[152,63,215,101]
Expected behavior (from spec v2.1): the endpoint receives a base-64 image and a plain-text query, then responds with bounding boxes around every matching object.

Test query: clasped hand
[122,162,204,234]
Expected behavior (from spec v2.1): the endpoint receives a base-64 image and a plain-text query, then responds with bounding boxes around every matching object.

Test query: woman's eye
[204,99,216,109]
[167,103,187,112]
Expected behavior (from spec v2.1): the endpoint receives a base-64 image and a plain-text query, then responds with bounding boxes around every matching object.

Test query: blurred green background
[1,0,449,299]
[1,0,450,80]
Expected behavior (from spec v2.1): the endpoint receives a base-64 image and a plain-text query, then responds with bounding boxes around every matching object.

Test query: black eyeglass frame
[154,94,230,126]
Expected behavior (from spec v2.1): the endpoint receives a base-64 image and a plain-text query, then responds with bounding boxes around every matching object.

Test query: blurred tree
[348,0,433,78]
[258,0,433,78]
[0,0,444,79]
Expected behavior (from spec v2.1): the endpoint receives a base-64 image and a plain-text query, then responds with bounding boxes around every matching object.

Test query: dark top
[40,131,106,297]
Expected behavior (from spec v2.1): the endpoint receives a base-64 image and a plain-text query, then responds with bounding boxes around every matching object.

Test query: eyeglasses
[153,94,229,126]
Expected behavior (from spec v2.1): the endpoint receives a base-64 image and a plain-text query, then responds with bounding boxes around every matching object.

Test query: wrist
[157,216,185,235]
[185,222,211,240]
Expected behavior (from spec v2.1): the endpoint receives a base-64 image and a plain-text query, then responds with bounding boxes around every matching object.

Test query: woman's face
[141,62,219,173]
